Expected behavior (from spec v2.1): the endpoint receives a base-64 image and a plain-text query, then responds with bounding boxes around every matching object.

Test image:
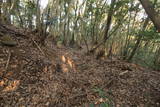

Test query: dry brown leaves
[0,24,160,107]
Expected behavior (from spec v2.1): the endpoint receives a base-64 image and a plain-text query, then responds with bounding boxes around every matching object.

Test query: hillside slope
[0,24,160,107]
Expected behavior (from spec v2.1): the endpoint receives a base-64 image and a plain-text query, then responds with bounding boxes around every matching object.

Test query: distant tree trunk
[103,0,116,42]
[3,0,12,24]
[122,3,138,60]
[0,0,2,21]
[128,0,158,61]
[41,8,50,46]
[63,22,67,45]
[17,6,23,27]
[139,0,160,32]
[7,0,12,24]
[70,1,79,46]
[154,47,160,70]
[63,2,67,45]
[90,0,116,53]
[36,0,41,31]
[14,0,23,27]
[127,18,149,61]
[67,15,70,42]
[122,5,133,60]
[28,15,32,29]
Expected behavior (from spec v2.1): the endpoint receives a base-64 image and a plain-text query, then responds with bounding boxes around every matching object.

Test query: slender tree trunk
[154,47,160,69]
[63,2,67,45]
[123,7,132,60]
[90,0,116,53]
[16,3,23,27]
[4,0,12,24]
[103,0,116,42]
[67,15,70,42]
[36,0,41,31]
[0,0,2,21]
[41,8,50,45]
[28,15,32,29]
[127,18,149,61]
[70,1,79,46]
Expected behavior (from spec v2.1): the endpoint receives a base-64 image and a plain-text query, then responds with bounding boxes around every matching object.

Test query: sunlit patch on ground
[61,64,69,72]
[61,55,66,63]
[2,80,20,92]
[60,55,77,72]
[0,80,5,87]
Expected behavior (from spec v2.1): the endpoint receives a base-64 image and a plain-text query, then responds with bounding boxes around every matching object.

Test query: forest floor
[0,24,160,107]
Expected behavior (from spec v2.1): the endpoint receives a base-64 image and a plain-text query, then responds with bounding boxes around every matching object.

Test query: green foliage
[141,26,160,42]
[133,48,157,69]
[24,0,36,15]
[89,103,95,107]
[25,1,36,9]
[100,103,110,107]
[114,0,130,11]
[93,88,106,98]
[88,88,114,107]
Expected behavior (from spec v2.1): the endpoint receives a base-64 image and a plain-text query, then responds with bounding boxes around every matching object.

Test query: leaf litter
[0,23,160,107]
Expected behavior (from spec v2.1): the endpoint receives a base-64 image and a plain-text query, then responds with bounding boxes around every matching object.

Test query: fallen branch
[5,50,11,70]
[32,39,45,56]
[2,50,12,78]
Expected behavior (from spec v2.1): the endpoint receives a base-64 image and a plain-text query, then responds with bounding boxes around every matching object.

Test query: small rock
[0,35,17,46]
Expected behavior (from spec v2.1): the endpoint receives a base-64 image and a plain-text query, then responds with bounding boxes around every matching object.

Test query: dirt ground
[0,24,160,107]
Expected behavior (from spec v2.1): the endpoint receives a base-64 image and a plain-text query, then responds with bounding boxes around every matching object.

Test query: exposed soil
[0,24,160,107]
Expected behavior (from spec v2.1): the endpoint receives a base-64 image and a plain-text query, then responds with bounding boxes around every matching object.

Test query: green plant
[89,88,114,107]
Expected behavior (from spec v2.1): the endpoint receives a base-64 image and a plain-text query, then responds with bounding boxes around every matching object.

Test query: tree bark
[36,0,41,31]
[139,0,160,32]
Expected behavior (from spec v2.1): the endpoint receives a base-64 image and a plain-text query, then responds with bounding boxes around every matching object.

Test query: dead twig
[5,50,11,70]
[32,39,45,56]
[102,79,115,89]
[2,50,11,78]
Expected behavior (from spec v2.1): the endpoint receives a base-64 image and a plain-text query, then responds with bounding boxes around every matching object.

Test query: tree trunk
[127,18,149,61]
[16,0,23,27]
[154,47,160,70]
[139,0,160,32]
[28,15,32,29]
[0,0,2,21]
[7,0,12,24]
[36,0,41,31]
[90,0,116,53]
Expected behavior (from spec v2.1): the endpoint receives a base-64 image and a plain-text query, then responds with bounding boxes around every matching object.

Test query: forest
[0,0,160,106]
